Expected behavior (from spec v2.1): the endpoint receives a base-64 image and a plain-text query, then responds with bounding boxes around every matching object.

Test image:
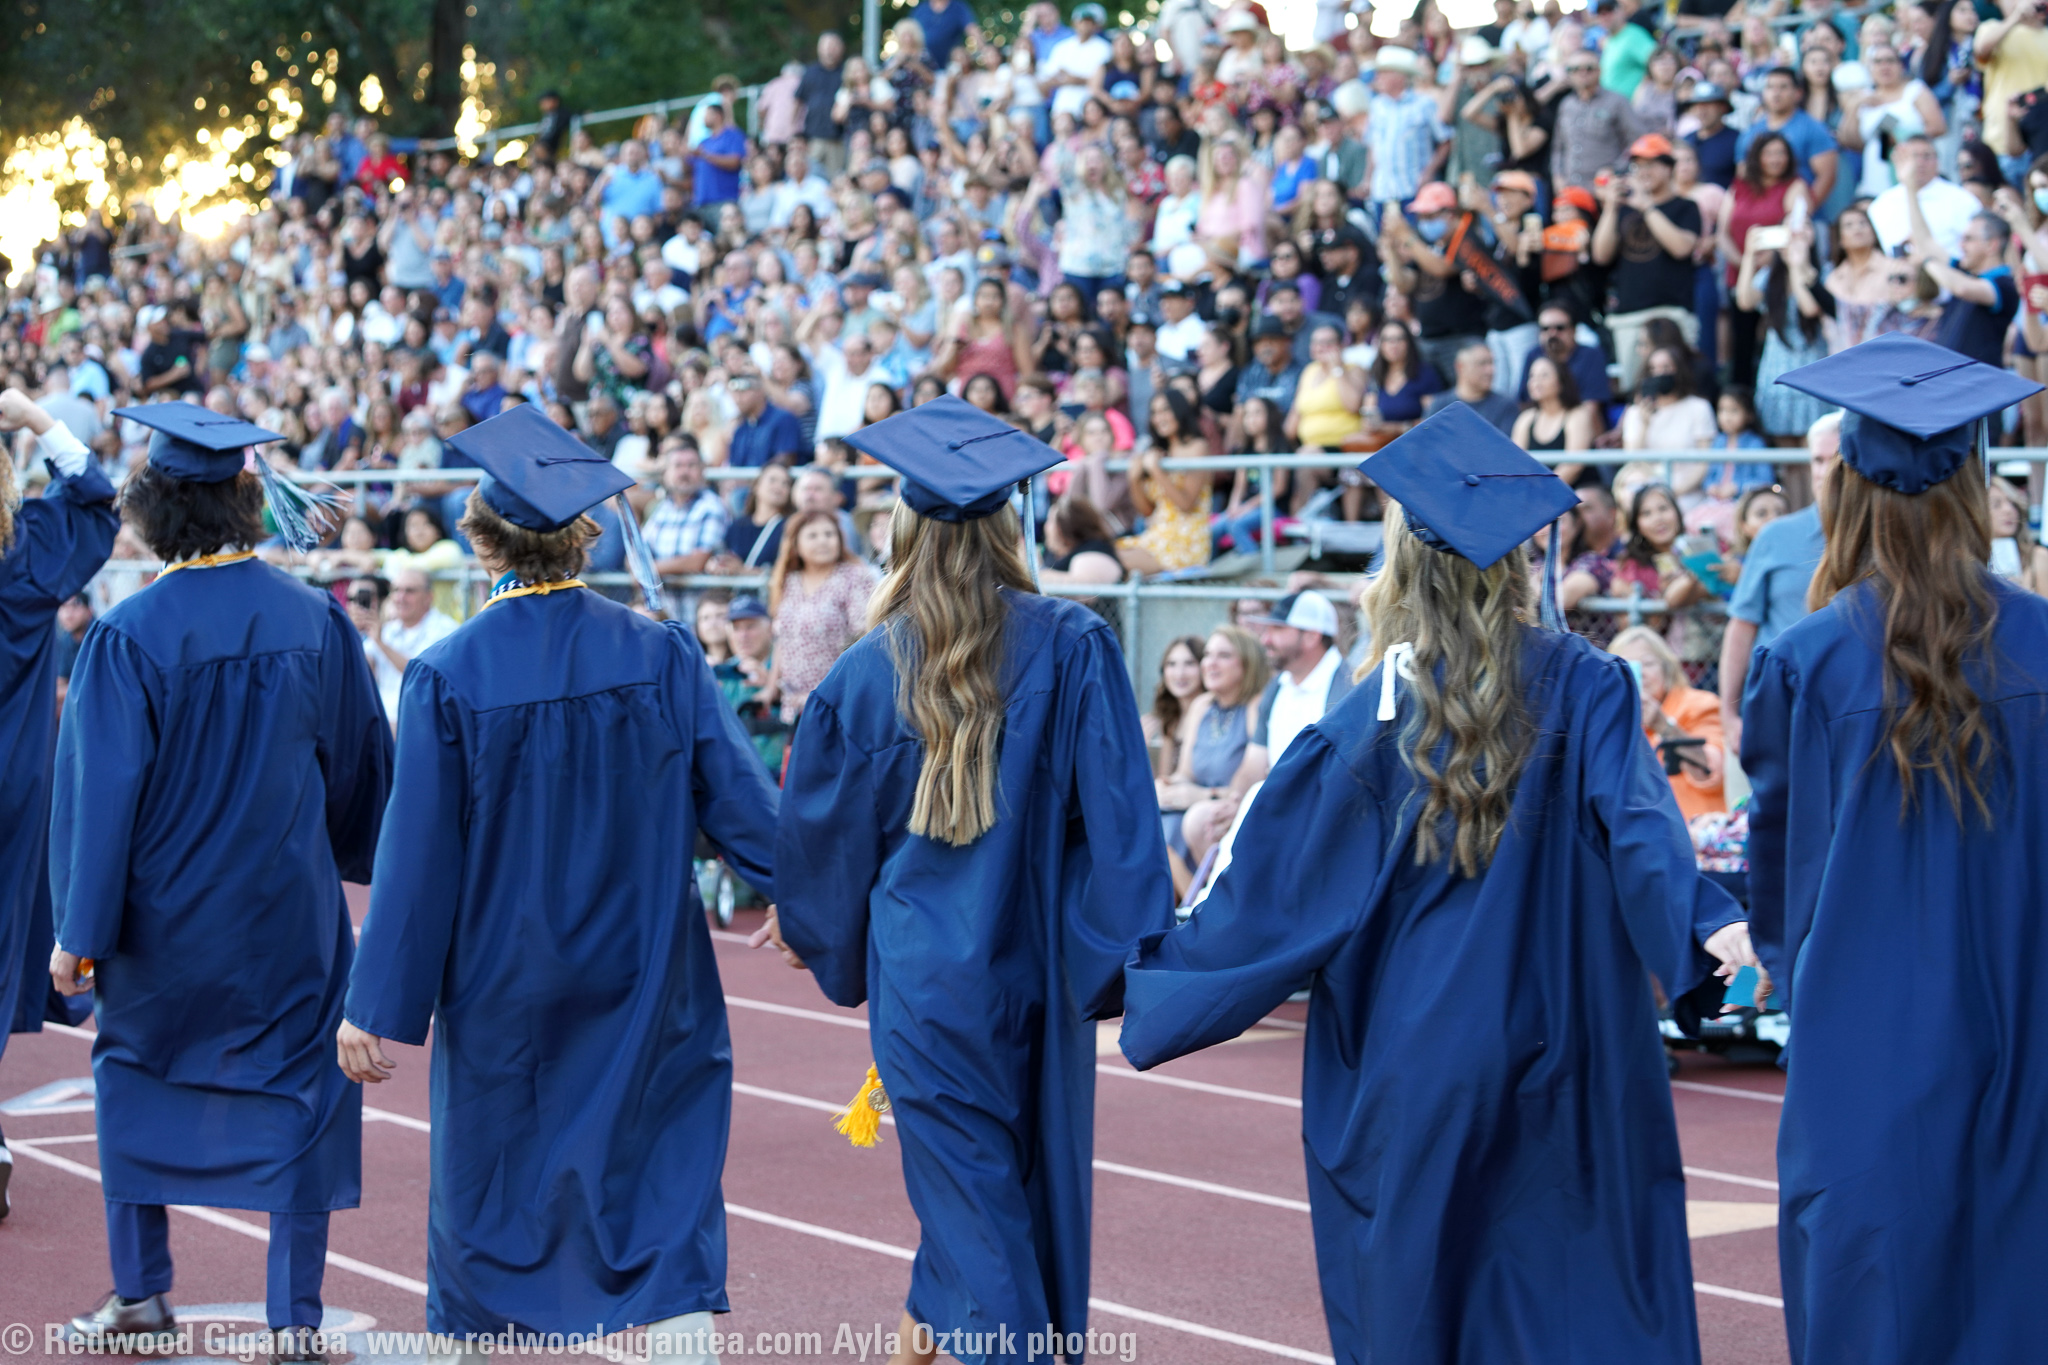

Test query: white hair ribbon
[1377,642,1417,722]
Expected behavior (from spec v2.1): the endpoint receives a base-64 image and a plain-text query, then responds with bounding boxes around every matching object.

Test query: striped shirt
[1367,89,1448,204]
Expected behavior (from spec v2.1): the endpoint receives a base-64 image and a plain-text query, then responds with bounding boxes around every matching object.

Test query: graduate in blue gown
[0,391,118,1215]
[1121,405,1755,1365]
[337,404,780,1363]
[47,403,391,1357]
[1747,336,2048,1365]
[760,397,1175,1365]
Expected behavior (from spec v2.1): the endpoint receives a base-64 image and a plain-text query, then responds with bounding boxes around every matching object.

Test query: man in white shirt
[1039,3,1114,122]
[1179,589,1356,870]
[770,143,836,227]
[1153,281,1207,362]
[359,285,410,349]
[1868,135,1981,258]
[810,332,880,441]
[1241,590,1355,772]
[631,258,690,319]
[661,216,711,286]
[350,570,458,724]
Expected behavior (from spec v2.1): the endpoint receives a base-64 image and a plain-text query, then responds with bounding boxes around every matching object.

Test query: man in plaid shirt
[644,436,730,616]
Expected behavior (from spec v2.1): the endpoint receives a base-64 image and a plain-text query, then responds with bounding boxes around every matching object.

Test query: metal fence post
[1258,469,1276,575]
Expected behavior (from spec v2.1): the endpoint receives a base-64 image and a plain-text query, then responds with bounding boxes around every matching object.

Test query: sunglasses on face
[349,591,379,608]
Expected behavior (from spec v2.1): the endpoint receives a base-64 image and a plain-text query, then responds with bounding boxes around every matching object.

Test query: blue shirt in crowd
[912,0,977,66]
[1729,503,1825,647]
[1734,111,1837,185]
[727,404,807,469]
[693,128,750,206]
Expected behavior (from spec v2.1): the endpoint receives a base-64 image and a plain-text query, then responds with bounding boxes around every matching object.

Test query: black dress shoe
[67,1291,178,1346]
[272,1325,328,1362]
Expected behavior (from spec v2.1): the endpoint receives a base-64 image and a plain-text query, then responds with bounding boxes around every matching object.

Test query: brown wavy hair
[459,491,600,583]
[868,502,1036,846]
[767,508,858,614]
[1809,458,2000,823]
[122,464,268,561]
[1364,504,1535,878]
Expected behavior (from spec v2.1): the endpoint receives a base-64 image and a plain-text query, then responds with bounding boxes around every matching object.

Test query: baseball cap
[1628,133,1676,162]
[727,594,770,621]
[1680,80,1731,108]
[1491,170,1538,196]
[1073,2,1109,23]
[1243,590,1340,638]
[1555,185,1599,215]
[1250,316,1288,340]
[1408,181,1458,214]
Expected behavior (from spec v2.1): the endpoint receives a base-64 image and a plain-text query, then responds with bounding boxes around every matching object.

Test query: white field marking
[723,1203,1339,1363]
[5,1143,429,1295]
[1672,1079,1785,1105]
[1685,1165,1781,1192]
[1094,1062,1304,1108]
[724,994,871,1030]
[363,1106,433,1133]
[9,1132,100,1147]
[42,1021,96,1040]
[1694,1281,1786,1309]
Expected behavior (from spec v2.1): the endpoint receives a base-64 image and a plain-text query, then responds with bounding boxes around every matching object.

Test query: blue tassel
[1539,516,1564,632]
[613,492,666,616]
[256,458,344,554]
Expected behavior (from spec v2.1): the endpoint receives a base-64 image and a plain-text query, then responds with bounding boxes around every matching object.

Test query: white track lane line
[5,1143,430,1295]
[33,995,1780,1317]
[11,1133,100,1147]
[1693,1282,1786,1309]
[725,993,1313,1106]
[1672,1080,1784,1105]
[1684,1166,1780,1192]
[722,1204,1338,1364]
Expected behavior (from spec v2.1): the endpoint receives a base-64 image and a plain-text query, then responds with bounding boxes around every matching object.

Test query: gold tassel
[835,1064,889,1148]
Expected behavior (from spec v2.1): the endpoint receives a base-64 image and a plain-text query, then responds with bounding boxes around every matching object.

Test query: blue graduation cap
[114,401,345,553]
[1772,333,2042,494]
[443,401,634,532]
[114,402,283,483]
[443,403,665,612]
[1361,402,1579,572]
[841,395,1065,524]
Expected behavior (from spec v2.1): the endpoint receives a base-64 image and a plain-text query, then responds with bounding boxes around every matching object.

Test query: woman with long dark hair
[761,398,1171,1365]
[1717,131,1809,387]
[1748,337,2048,1364]
[1122,404,1750,1364]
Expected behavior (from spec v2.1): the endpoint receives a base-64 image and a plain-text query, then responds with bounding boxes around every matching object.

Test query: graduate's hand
[336,1021,397,1084]
[0,388,55,435]
[49,947,92,997]
[747,906,807,970]
[1703,921,1771,1011]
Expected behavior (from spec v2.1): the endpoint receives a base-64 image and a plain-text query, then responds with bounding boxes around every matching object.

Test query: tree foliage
[3,0,860,207]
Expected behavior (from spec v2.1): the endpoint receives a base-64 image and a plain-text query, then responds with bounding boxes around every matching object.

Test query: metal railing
[412,86,766,159]
[275,445,1967,577]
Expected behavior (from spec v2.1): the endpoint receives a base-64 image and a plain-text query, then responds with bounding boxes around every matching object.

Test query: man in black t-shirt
[796,34,847,178]
[1591,132,1702,392]
[1918,211,2021,418]
[136,303,204,396]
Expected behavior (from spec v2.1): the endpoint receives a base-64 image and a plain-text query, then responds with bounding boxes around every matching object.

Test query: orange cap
[1555,185,1599,215]
[1408,181,1458,214]
[1628,133,1677,162]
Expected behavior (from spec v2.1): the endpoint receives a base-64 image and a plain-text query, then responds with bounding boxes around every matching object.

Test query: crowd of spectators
[10,0,2048,773]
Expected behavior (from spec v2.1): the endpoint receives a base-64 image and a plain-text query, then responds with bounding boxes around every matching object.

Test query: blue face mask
[1417,217,1451,243]
[2033,188,2048,215]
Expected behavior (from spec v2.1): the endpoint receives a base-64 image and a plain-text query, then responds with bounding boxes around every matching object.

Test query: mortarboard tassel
[1538,517,1564,632]
[835,1064,890,1148]
[255,456,344,554]
[612,492,666,616]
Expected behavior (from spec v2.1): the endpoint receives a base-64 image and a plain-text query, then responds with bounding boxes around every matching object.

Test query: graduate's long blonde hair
[868,501,1036,846]
[1363,504,1535,879]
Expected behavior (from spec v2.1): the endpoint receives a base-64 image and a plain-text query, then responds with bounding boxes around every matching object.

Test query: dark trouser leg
[266,1212,329,1329]
[106,1202,173,1300]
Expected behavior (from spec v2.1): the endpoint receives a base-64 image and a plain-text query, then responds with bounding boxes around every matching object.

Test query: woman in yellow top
[1286,323,1368,452]
[1117,390,1213,576]
[382,503,469,619]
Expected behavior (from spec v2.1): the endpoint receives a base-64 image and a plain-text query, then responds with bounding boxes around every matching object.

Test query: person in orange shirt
[1610,624,1726,820]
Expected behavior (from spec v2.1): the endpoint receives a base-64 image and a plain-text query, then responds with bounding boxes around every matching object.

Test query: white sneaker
[646,1311,719,1365]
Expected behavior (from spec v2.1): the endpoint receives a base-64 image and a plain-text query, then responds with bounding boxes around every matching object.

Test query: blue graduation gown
[2,463,117,1051]
[775,591,1173,1361]
[50,558,391,1211]
[343,588,780,1336]
[1742,578,2048,1365]
[1122,630,1740,1365]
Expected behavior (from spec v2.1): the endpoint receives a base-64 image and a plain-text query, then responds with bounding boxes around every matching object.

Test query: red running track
[0,896,1791,1363]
